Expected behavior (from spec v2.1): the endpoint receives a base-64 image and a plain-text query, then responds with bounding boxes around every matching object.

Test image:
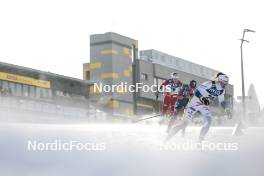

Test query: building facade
[0,62,93,121]
[84,32,138,117]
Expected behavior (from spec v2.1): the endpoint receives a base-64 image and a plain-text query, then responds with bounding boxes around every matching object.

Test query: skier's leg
[166,109,178,133]
[181,110,186,137]
[169,94,178,116]
[160,95,170,124]
[165,119,188,142]
[167,98,183,133]
[165,105,196,141]
[180,106,196,137]
[199,106,212,141]
[162,95,170,116]
[179,98,190,137]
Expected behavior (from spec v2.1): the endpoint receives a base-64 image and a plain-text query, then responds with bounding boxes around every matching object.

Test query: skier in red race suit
[159,72,183,118]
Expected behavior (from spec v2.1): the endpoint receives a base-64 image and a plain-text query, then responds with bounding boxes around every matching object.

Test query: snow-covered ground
[0,122,264,176]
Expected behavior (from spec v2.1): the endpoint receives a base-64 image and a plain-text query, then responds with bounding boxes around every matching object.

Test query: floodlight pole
[239,29,255,120]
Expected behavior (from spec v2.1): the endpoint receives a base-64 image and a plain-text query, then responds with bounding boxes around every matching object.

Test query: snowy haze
[1,122,264,176]
[0,0,263,107]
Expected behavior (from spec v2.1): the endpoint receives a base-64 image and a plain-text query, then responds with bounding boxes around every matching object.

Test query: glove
[200,96,209,105]
[225,108,232,119]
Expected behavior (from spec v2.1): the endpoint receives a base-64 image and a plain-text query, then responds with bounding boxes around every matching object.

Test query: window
[8,82,15,96]
[2,81,8,89]
[200,67,204,76]
[140,73,148,81]
[194,66,198,75]
[188,63,193,73]
[172,58,175,66]
[175,59,179,66]
[47,89,52,98]
[86,71,90,80]
[22,85,29,97]
[181,62,186,71]
[36,87,41,98]
[161,55,166,62]
[41,88,52,99]
[15,84,22,96]
[40,88,47,98]
[169,57,173,64]
[29,86,35,98]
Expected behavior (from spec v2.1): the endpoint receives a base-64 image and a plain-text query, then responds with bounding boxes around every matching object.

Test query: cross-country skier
[159,72,183,118]
[166,72,232,141]
[166,80,197,133]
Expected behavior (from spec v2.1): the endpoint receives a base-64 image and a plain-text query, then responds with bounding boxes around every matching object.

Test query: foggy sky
[0,0,263,107]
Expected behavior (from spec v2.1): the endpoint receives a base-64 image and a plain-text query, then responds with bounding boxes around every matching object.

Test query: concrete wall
[138,59,234,101]
[88,32,138,115]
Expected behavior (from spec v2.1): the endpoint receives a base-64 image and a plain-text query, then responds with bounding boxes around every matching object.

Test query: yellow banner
[0,72,51,88]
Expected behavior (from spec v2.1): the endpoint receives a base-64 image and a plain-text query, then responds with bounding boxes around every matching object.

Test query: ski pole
[132,114,161,123]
